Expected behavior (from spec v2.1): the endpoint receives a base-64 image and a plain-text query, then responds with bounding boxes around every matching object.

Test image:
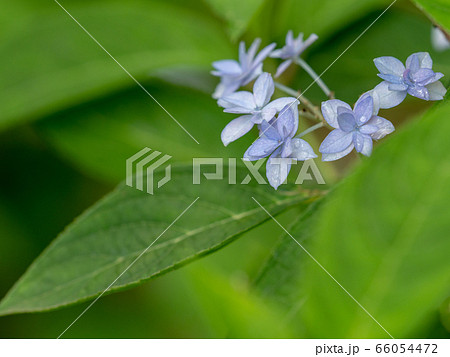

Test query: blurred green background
[0,0,449,338]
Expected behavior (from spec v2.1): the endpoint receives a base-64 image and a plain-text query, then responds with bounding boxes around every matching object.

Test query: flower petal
[372,81,407,109]
[276,105,298,138]
[355,91,380,115]
[374,56,405,77]
[259,120,281,141]
[321,99,352,128]
[260,107,277,122]
[212,60,241,75]
[359,124,378,135]
[354,95,373,125]
[365,116,395,140]
[219,91,255,110]
[377,73,404,84]
[388,83,409,91]
[221,115,255,146]
[275,59,293,77]
[319,129,354,154]
[406,52,432,70]
[411,68,436,85]
[426,81,447,100]
[264,97,298,112]
[322,144,354,162]
[266,149,292,190]
[353,131,366,153]
[244,138,280,160]
[290,138,317,160]
[253,73,274,107]
[407,86,430,100]
[337,112,357,132]
[360,135,373,157]
[252,42,277,69]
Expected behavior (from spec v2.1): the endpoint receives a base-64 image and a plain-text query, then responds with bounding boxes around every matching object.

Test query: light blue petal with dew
[407,86,430,100]
[290,138,317,160]
[354,95,373,125]
[265,97,298,112]
[321,99,352,128]
[266,148,291,190]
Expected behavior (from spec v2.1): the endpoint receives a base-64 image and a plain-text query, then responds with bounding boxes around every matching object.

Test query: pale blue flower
[270,30,318,77]
[320,94,394,161]
[244,105,317,189]
[219,73,298,146]
[212,38,276,99]
[373,52,446,108]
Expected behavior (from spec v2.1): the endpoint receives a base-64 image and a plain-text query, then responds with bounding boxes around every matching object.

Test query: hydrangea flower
[373,52,446,109]
[270,30,318,77]
[244,105,317,189]
[211,38,276,99]
[319,94,394,161]
[219,73,298,146]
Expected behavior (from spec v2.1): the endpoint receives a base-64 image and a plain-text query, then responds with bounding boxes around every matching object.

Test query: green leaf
[272,0,392,41]
[254,200,322,309]
[0,165,306,316]
[301,95,450,338]
[413,0,450,31]
[37,85,252,183]
[203,0,267,40]
[0,1,232,131]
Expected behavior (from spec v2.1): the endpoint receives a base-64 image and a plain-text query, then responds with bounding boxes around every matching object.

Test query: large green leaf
[255,200,322,309]
[301,95,450,338]
[0,166,307,316]
[0,1,232,131]
[413,0,450,31]
[272,0,391,41]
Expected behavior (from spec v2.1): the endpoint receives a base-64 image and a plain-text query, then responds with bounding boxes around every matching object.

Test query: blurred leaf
[272,0,391,41]
[37,84,252,183]
[254,200,322,311]
[300,9,450,103]
[0,1,232,131]
[0,166,306,316]
[413,0,450,31]
[204,0,267,40]
[301,95,450,338]
[188,265,295,338]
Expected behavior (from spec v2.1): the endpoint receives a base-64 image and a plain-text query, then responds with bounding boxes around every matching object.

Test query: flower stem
[296,122,324,138]
[294,57,332,98]
[274,81,332,129]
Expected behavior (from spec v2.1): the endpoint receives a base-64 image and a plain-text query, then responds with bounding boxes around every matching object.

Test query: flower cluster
[212,33,447,189]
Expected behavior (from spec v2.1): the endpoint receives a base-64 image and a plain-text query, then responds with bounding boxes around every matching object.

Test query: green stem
[274,81,333,130]
[294,57,332,98]
[296,122,324,138]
